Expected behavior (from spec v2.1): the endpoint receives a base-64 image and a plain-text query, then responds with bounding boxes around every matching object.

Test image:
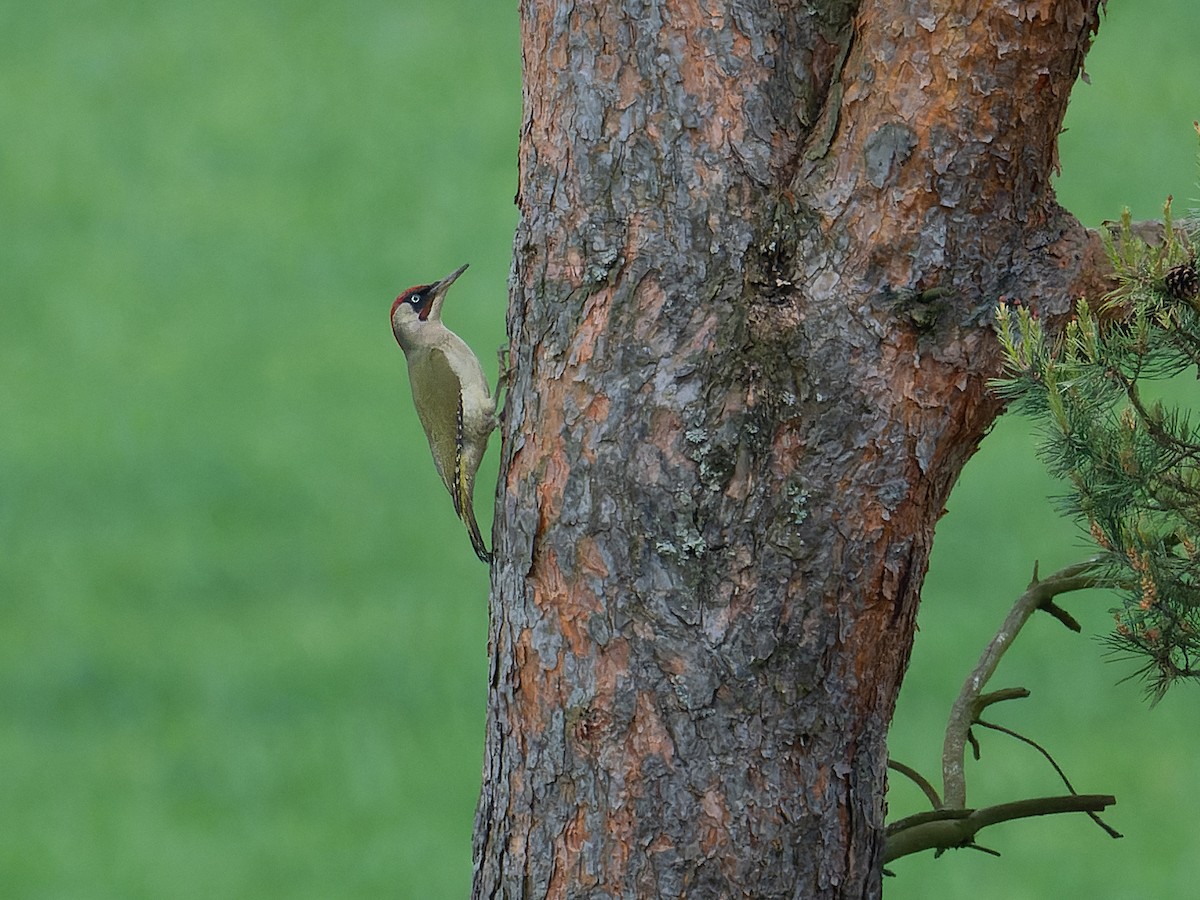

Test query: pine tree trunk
[475,1,1109,896]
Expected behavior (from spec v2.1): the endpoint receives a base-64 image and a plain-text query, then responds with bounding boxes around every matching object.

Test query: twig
[975,687,1030,716]
[976,719,1123,839]
[884,794,1117,864]
[887,759,942,810]
[1038,599,1082,632]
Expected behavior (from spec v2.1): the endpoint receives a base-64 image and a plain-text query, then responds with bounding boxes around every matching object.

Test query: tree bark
[475,1,1109,897]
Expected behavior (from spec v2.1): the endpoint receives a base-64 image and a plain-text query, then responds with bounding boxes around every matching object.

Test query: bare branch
[884,794,1117,864]
[1038,599,1083,632]
[887,759,942,810]
[941,558,1108,808]
[975,687,1030,716]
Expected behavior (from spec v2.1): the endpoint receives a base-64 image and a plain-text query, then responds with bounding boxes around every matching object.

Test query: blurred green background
[0,1,1196,897]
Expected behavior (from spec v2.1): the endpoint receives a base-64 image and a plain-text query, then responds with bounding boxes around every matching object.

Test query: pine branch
[994,200,1200,696]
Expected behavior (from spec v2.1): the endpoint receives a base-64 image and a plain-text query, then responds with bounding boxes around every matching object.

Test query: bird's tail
[454,467,491,564]
[454,396,493,565]
[462,499,493,565]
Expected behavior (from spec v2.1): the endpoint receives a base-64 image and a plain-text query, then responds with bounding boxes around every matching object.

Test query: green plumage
[404,344,494,564]
[391,265,497,564]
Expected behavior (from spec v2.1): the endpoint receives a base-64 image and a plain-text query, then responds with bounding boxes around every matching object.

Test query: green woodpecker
[390,264,497,564]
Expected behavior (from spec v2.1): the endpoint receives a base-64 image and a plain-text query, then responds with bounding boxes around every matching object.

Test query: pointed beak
[418,264,469,322]
[431,263,469,298]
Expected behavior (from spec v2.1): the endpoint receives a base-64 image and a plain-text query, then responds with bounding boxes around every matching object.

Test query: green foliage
[994,198,1200,699]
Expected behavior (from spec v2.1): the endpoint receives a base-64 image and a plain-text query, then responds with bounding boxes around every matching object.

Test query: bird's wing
[411,348,492,563]
[410,347,465,503]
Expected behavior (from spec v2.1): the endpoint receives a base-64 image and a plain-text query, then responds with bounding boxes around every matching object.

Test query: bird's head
[391,263,469,349]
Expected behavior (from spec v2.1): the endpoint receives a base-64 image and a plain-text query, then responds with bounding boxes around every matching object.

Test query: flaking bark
[475,1,1109,896]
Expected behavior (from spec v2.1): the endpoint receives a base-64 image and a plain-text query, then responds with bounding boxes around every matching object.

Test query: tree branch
[1067,219,1187,326]
[884,795,1117,864]
[941,558,1107,809]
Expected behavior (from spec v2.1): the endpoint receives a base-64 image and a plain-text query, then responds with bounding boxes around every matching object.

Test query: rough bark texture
[475,1,1108,897]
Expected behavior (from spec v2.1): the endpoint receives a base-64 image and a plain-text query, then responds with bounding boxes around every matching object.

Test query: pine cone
[1164,262,1199,301]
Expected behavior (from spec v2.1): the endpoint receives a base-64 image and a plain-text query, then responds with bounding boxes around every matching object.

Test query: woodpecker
[390,264,497,564]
